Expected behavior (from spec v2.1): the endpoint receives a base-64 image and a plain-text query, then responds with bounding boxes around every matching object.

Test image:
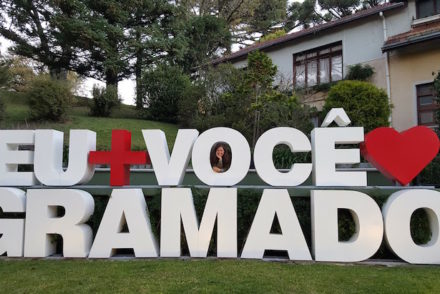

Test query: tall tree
[285,0,330,31]
[125,0,184,108]
[284,0,385,33]
[81,0,131,89]
[319,0,361,18]
[178,0,287,46]
[0,0,93,79]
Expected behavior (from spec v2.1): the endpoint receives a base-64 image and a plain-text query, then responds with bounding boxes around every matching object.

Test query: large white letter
[192,128,251,186]
[160,188,237,257]
[311,190,383,262]
[254,127,312,186]
[142,129,198,185]
[241,189,311,260]
[89,189,158,258]
[0,130,36,185]
[311,127,366,186]
[24,189,94,258]
[0,188,26,257]
[34,130,96,186]
[383,189,440,264]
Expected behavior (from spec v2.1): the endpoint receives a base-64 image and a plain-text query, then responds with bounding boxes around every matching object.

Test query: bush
[90,85,120,117]
[0,98,4,121]
[0,58,10,121]
[345,64,375,81]
[179,52,314,146]
[26,75,72,122]
[143,64,191,123]
[323,80,391,132]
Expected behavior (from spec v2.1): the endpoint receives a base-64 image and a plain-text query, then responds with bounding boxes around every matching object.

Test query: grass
[0,91,178,149]
[0,259,439,293]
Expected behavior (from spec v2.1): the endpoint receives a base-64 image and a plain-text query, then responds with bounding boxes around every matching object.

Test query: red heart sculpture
[360,126,439,186]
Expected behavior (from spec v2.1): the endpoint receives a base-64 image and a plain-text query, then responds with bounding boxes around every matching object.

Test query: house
[213,1,440,131]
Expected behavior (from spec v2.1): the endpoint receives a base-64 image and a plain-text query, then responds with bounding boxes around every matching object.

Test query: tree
[0,56,11,121]
[178,15,231,74]
[319,0,361,18]
[90,85,120,117]
[0,0,97,79]
[178,51,314,144]
[178,0,287,46]
[284,0,386,32]
[285,0,330,31]
[26,75,73,122]
[125,0,181,108]
[143,64,192,123]
[0,0,133,88]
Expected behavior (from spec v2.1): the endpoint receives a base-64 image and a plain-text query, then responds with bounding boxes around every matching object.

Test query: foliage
[285,0,330,31]
[0,89,178,149]
[345,64,375,81]
[143,64,192,123]
[179,52,314,144]
[319,0,361,18]
[284,0,385,32]
[0,58,11,120]
[177,15,231,74]
[7,57,37,92]
[435,71,440,136]
[179,0,287,45]
[323,80,391,132]
[26,75,73,122]
[90,85,121,117]
[246,50,277,90]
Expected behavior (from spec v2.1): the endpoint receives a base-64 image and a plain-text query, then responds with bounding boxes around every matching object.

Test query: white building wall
[229,4,413,91]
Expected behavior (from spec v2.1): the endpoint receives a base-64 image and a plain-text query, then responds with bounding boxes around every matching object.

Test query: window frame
[416,0,440,19]
[416,82,439,126]
[292,42,343,89]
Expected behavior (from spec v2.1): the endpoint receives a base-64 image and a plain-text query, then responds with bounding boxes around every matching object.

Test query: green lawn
[0,91,178,149]
[0,259,439,293]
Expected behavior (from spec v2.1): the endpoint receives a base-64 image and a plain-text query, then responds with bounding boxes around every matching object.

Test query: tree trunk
[105,69,119,91]
[135,30,144,109]
[49,68,68,80]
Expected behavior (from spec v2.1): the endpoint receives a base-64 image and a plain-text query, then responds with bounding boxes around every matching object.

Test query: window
[417,83,438,126]
[416,0,440,19]
[293,42,343,88]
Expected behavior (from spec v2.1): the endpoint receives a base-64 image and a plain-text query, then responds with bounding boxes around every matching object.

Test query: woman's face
[216,146,225,158]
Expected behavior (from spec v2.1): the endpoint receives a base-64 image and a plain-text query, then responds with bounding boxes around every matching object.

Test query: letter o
[192,128,251,186]
[254,127,312,186]
[383,189,440,264]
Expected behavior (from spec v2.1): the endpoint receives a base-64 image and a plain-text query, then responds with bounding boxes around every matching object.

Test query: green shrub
[323,80,391,132]
[143,65,191,123]
[179,52,314,145]
[26,75,72,122]
[345,64,375,81]
[0,58,11,121]
[90,85,120,117]
[0,98,4,121]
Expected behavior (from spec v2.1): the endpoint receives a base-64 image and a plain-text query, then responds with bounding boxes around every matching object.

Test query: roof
[212,2,406,65]
[382,20,440,51]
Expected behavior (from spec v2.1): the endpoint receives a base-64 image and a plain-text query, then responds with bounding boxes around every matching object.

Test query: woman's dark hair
[210,142,231,170]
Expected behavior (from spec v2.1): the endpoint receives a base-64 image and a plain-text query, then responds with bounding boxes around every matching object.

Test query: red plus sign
[89,130,150,186]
